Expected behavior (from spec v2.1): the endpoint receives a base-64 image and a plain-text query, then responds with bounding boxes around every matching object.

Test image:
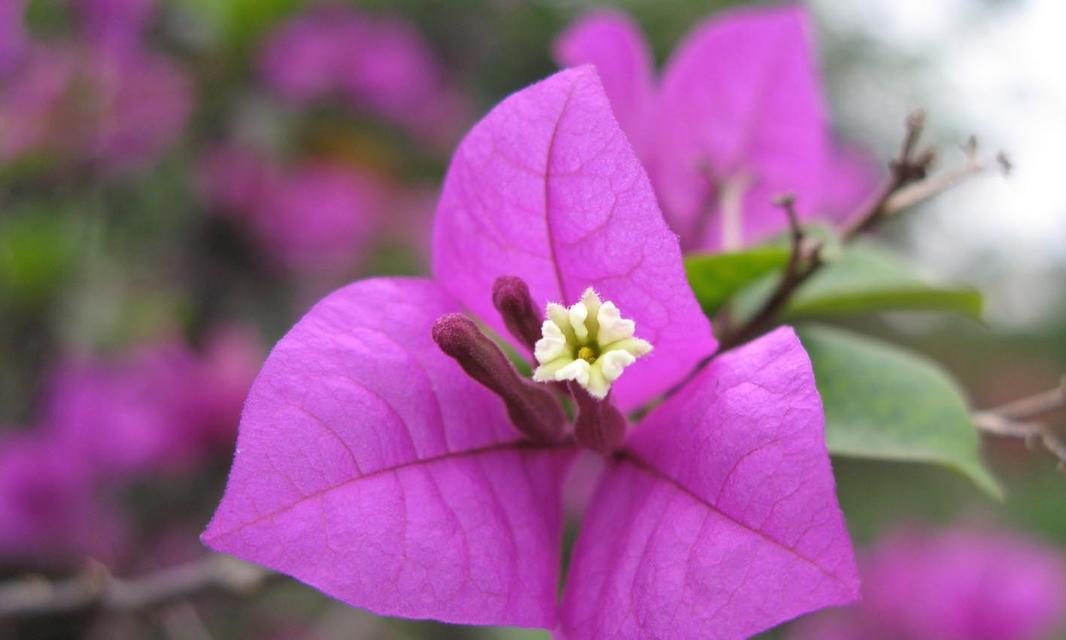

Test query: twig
[982,376,1066,421]
[0,555,269,620]
[882,136,987,215]
[718,195,823,350]
[973,414,1066,471]
[838,109,935,239]
[716,109,1000,352]
[973,380,1066,471]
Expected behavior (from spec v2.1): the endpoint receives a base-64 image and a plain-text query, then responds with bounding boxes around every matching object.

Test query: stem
[979,376,1065,421]
[717,194,821,351]
[972,379,1066,471]
[683,167,751,252]
[718,110,1002,352]
[659,110,1002,409]
[0,555,268,620]
[882,138,984,215]
[973,413,1066,472]
[718,172,752,252]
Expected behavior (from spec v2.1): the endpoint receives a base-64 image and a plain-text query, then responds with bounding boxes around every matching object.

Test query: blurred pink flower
[259,6,466,144]
[0,433,124,562]
[255,164,387,273]
[554,5,881,251]
[197,146,276,213]
[790,527,1066,640]
[44,333,260,479]
[46,343,204,477]
[0,330,258,563]
[73,0,154,55]
[0,0,27,75]
[200,148,388,274]
[82,47,193,170]
[0,2,191,172]
[189,327,264,450]
[0,44,76,160]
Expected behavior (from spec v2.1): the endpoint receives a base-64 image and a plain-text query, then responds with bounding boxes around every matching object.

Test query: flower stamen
[532,288,652,400]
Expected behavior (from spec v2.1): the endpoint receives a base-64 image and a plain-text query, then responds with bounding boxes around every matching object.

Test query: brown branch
[882,136,987,215]
[839,109,934,240]
[0,555,269,620]
[973,380,1066,471]
[973,413,1066,471]
[718,194,823,350]
[716,109,1000,353]
[982,376,1066,421]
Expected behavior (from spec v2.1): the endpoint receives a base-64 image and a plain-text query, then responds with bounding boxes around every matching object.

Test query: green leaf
[786,243,983,319]
[729,242,983,323]
[0,208,80,307]
[684,246,790,316]
[798,324,1002,499]
[173,0,301,52]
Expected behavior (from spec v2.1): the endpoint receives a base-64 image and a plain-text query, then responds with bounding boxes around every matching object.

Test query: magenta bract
[199,149,389,274]
[555,5,880,250]
[203,67,858,638]
[0,433,123,562]
[0,2,191,172]
[259,6,467,146]
[790,527,1066,640]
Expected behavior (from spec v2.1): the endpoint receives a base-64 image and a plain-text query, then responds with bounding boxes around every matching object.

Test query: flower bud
[491,276,542,351]
[433,313,565,443]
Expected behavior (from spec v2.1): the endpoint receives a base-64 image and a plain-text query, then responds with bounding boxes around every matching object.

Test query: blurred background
[0,0,1063,638]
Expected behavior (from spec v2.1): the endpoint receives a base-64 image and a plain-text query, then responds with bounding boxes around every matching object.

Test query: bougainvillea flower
[73,0,154,55]
[84,47,193,170]
[0,0,26,76]
[554,5,879,251]
[260,6,466,144]
[0,432,124,562]
[190,327,264,449]
[200,149,387,274]
[790,527,1066,640]
[0,45,75,161]
[44,335,257,478]
[203,67,857,638]
[0,41,191,171]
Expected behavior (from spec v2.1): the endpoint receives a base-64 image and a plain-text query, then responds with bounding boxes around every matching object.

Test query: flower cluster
[199,148,391,275]
[555,5,880,250]
[203,66,858,639]
[0,0,191,172]
[259,5,467,146]
[0,329,260,563]
[790,528,1066,640]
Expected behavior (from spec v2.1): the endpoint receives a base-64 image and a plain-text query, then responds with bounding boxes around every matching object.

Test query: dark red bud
[433,313,565,443]
[491,276,542,352]
[570,384,626,455]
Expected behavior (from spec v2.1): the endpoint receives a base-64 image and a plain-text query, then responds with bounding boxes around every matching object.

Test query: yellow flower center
[531,287,653,400]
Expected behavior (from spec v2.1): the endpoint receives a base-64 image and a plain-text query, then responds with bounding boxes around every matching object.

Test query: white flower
[532,288,652,399]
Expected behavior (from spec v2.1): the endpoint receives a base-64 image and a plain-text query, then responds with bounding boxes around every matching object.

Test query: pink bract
[204,67,858,638]
[44,335,258,479]
[790,527,1066,640]
[259,6,466,145]
[0,15,191,172]
[554,4,881,251]
[0,0,27,75]
[0,433,124,562]
[199,149,388,275]
[431,65,715,411]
